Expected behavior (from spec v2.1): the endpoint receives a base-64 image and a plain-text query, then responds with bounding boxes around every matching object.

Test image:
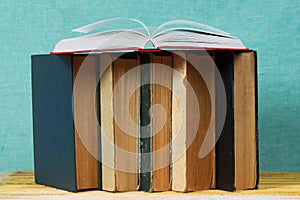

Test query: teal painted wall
[0,0,299,172]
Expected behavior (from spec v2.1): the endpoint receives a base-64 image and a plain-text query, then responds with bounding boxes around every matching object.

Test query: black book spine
[96,55,102,190]
[215,51,236,191]
[139,53,152,191]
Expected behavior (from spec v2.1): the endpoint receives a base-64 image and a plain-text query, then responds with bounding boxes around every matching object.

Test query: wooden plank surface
[1,171,300,200]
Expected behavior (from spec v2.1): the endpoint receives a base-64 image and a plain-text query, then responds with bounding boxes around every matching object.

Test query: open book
[52,18,247,54]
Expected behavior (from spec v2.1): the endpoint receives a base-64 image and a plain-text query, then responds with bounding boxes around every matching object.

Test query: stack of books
[31,19,258,192]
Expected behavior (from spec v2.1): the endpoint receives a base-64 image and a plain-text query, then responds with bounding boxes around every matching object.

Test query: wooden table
[0,171,300,199]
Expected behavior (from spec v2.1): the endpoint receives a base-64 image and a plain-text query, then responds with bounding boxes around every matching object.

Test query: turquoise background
[0,0,299,172]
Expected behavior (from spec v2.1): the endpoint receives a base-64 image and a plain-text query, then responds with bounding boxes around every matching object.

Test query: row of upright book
[32,50,258,192]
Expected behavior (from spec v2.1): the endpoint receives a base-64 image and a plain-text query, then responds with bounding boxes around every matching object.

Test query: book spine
[139,53,152,191]
[96,55,102,190]
[215,51,235,191]
[113,54,140,191]
[100,54,116,191]
[254,51,259,189]
[152,53,172,191]
[73,55,100,190]
[171,52,188,192]
[32,54,77,192]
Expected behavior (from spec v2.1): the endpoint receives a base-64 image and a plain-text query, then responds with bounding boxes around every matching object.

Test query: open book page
[53,29,149,53]
[73,17,150,36]
[150,20,244,49]
[151,20,229,37]
[152,27,230,39]
[52,19,247,54]
[151,30,245,50]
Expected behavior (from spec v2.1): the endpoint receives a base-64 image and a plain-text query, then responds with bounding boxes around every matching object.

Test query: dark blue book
[32,54,101,192]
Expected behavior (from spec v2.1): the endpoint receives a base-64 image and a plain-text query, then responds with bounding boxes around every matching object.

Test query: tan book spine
[186,52,215,191]
[234,52,257,190]
[73,55,99,190]
[113,55,140,191]
[171,52,188,192]
[152,54,172,191]
[172,51,216,191]
[100,54,116,191]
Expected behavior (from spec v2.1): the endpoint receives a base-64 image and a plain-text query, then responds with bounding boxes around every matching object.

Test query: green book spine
[139,53,152,191]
